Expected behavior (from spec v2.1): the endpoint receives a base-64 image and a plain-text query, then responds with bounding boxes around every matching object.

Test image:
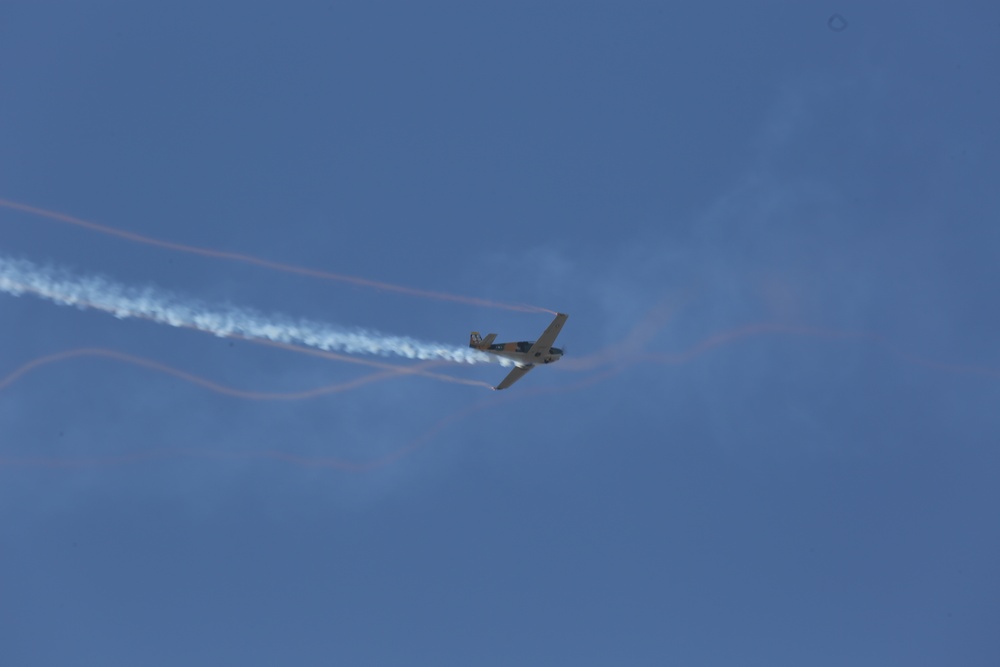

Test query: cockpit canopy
[514,342,564,355]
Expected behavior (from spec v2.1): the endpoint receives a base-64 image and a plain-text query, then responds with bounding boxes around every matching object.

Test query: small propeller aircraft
[470,313,568,390]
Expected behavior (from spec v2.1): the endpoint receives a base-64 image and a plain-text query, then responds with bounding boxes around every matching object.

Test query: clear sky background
[2,2,998,665]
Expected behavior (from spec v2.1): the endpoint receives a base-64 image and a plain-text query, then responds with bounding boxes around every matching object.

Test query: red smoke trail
[0,197,555,315]
[0,347,426,400]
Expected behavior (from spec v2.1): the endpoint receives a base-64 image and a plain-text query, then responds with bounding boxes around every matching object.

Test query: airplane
[470,312,568,390]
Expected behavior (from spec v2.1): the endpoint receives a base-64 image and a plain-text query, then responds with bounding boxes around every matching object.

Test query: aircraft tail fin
[470,332,497,349]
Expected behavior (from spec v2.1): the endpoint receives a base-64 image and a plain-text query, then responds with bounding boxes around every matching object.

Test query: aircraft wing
[494,364,534,391]
[528,313,568,355]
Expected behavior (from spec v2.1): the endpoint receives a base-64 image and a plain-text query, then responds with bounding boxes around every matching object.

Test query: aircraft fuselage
[483,341,564,367]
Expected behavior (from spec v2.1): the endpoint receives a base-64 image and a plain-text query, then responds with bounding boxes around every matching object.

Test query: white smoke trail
[0,255,501,365]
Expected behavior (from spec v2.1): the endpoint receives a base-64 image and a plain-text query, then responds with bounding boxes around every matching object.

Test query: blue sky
[2,2,998,665]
